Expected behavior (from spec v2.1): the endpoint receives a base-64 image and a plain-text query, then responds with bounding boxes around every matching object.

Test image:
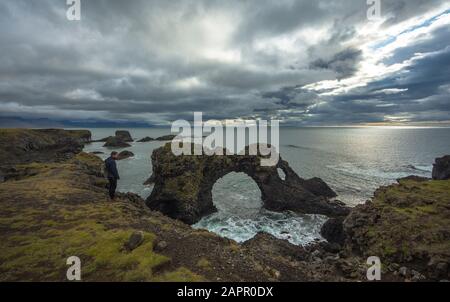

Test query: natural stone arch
[145,143,349,224]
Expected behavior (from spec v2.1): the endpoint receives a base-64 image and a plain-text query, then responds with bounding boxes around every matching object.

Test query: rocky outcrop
[432,155,450,180]
[103,136,131,148]
[320,217,346,246]
[93,136,112,142]
[138,136,154,142]
[94,131,133,144]
[115,130,133,142]
[341,176,450,281]
[146,143,349,224]
[117,150,134,160]
[0,128,90,167]
[155,135,176,141]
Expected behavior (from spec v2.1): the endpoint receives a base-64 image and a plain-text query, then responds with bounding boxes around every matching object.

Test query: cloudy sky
[0,0,449,126]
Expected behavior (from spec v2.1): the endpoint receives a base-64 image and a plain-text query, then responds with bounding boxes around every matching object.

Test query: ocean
[82,127,450,246]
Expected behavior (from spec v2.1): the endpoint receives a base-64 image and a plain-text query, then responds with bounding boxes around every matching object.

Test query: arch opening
[211,172,262,217]
[193,171,328,245]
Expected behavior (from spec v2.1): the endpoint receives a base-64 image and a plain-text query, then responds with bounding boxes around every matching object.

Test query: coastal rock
[115,130,133,142]
[138,136,154,142]
[154,240,168,252]
[342,176,450,280]
[302,178,337,198]
[155,135,176,141]
[117,150,134,160]
[146,143,349,224]
[103,136,131,148]
[143,174,155,185]
[93,136,112,142]
[0,128,89,165]
[320,217,346,245]
[432,155,450,180]
[125,231,145,251]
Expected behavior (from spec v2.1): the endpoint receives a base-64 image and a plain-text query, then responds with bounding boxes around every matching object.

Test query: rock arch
[145,143,349,224]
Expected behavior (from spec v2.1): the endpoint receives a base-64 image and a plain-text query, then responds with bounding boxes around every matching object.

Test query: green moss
[352,178,450,265]
[196,258,212,270]
[154,267,204,282]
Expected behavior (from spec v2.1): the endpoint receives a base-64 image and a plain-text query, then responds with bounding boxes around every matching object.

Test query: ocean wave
[405,164,433,172]
[326,162,430,181]
[193,209,327,246]
[284,144,313,150]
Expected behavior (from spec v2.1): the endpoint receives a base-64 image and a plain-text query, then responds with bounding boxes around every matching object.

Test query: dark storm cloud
[0,0,449,125]
[305,45,450,124]
[309,48,363,79]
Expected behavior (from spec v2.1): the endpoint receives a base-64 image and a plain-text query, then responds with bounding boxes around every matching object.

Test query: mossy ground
[0,152,203,281]
[347,178,450,271]
[0,150,287,282]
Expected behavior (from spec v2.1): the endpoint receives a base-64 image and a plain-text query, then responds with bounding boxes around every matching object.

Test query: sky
[0,0,449,127]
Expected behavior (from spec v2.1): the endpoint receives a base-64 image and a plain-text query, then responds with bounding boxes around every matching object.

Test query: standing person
[105,151,120,199]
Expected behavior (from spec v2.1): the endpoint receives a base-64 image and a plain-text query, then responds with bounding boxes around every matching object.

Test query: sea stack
[432,155,450,180]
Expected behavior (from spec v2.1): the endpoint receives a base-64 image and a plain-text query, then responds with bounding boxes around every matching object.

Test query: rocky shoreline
[0,129,448,281]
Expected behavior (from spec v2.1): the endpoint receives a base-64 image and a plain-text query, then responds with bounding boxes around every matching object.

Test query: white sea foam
[193,210,327,246]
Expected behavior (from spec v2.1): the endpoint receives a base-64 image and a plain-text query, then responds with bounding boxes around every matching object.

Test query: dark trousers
[108,177,117,199]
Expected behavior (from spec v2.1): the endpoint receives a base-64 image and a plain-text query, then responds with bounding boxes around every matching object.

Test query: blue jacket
[105,157,120,179]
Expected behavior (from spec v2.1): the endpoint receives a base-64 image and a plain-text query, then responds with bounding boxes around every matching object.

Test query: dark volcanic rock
[155,135,176,141]
[321,217,346,245]
[103,136,131,148]
[398,175,430,182]
[154,240,168,252]
[342,176,450,280]
[432,155,450,180]
[137,136,154,142]
[125,231,144,251]
[115,130,133,142]
[143,174,155,185]
[117,150,134,160]
[301,177,337,198]
[146,143,349,224]
[93,136,112,142]
[0,129,90,166]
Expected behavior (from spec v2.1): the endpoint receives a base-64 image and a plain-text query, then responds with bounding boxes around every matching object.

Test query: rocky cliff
[342,176,450,280]
[0,129,448,281]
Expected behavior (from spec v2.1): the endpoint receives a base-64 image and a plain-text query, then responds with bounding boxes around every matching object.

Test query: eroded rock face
[321,217,346,246]
[342,176,450,280]
[138,136,154,142]
[117,150,134,160]
[432,155,450,180]
[155,135,177,141]
[0,129,90,166]
[103,136,131,148]
[115,130,133,142]
[145,143,349,224]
